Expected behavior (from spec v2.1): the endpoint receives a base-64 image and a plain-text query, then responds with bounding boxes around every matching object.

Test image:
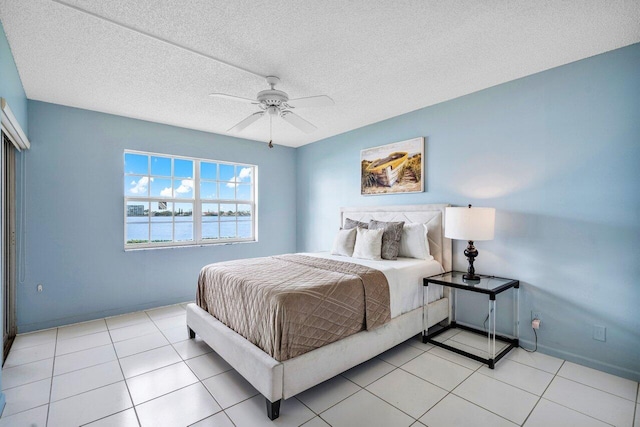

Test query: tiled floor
[1,303,638,427]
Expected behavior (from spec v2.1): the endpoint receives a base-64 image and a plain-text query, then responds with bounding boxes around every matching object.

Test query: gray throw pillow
[344,217,369,230]
[369,220,405,260]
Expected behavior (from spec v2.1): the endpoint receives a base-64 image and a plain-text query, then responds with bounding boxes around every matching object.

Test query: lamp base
[462,273,481,284]
[464,240,480,282]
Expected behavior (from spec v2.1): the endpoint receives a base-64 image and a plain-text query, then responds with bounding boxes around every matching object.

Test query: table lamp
[445,204,495,281]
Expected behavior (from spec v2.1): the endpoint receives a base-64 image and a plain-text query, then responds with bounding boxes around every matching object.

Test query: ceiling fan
[210,76,334,147]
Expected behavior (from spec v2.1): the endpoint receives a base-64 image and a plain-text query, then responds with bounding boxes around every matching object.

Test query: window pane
[151,156,171,176]
[127,201,148,218]
[151,201,172,218]
[151,223,172,242]
[200,181,217,199]
[175,222,193,241]
[220,218,236,239]
[237,204,251,218]
[174,179,194,198]
[174,203,193,220]
[236,184,252,201]
[126,176,151,196]
[125,153,148,175]
[151,178,172,198]
[238,221,252,239]
[126,223,149,244]
[220,203,236,217]
[236,166,253,184]
[220,164,235,181]
[174,159,193,178]
[202,203,218,221]
[219,182,235,200]
[202,222,219,240]
[201,162,217,180]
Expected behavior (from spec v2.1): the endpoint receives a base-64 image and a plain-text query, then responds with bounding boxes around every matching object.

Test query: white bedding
[301,252,444,318]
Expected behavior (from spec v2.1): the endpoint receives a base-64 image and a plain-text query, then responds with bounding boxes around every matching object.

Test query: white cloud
[160,187,173,197]
[176,179,194,194]
[226,168,252,188]
[129,176,153,194]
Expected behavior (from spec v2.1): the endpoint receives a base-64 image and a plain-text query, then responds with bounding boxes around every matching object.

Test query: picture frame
[361,137,424,195]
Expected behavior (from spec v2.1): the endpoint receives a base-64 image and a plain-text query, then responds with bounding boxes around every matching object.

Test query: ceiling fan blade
[210,93,257,104]
[281,111,317,133]
[286,95,334,108]
[227,112,264,132]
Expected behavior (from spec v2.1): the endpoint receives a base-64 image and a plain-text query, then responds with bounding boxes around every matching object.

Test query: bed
[186,204,452,419]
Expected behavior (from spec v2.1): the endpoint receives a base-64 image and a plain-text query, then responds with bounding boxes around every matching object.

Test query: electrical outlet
[37,284,43,293]
[593,325,606,342]
[531,311,541,321]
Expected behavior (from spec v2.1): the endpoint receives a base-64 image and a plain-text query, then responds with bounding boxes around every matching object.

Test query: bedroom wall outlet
[531,311,541,322]
[37,284,43,292]
[593,325,606,342]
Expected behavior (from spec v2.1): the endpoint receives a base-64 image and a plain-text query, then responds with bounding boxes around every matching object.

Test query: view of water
[126,216,252,243]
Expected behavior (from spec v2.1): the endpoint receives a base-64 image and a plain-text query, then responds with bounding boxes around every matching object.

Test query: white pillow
[331,228,357,257]
[398,223,432,260]
[352,227,384,260]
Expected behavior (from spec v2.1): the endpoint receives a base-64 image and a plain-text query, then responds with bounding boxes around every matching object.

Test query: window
[124,150,256,248]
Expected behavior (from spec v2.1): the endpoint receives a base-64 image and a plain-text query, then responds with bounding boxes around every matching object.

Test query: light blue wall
[0,18,27,414]
[21,101,296,331]
[296,43,640,380]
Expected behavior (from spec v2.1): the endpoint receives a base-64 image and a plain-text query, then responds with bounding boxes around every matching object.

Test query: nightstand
[423,271,519,369]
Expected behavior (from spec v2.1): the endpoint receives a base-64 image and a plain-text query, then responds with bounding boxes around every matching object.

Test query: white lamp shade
[445,206,495,241]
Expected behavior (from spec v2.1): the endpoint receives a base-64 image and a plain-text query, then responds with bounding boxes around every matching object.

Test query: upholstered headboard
[340,204,452,271]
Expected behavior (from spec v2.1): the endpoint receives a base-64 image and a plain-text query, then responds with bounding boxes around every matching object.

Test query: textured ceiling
[1,1,639,148]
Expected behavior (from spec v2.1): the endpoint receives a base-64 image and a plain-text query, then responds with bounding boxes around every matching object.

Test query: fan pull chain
[268,115,274,148]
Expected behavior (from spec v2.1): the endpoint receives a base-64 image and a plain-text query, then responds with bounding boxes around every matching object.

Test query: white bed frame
[186,204,452,419]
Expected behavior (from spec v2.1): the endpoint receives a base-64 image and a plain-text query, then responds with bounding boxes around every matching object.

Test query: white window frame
[124,150,257,249]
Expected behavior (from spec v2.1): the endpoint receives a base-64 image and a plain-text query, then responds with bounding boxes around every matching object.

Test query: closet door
[1,133,16,363]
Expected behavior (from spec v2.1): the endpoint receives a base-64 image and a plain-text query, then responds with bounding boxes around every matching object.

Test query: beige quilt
[196,254,391,361]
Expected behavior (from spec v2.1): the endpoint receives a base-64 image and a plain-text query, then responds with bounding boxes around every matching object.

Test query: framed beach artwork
[361,137,424,195]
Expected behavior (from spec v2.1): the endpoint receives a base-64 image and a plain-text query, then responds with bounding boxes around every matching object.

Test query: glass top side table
[423,271,520,369]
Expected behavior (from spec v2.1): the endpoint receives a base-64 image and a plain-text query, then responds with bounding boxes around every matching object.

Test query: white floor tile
[1,358,53,390]
[453,372,539,425]
[51,360,124,402]
[119,345,182,379]
[146,304,185,321]
[427,346,483,370]
[57,319,107,341]
[55,331,111,356]
[135,383,221,427]
[321,390,414,427]
[4,341,55,367]
[202,369,260,409]
[506,348,563,374]
[114,331,169,358]
[377,342,424,367]
[543,376,635,426]
[127,361,199,405]
[85,408,140,426]
[0,404,48,427]
[341,358,395,387]
[173,337,213,360]
[153,313,187,331]
[185,352,232,380]
[402,352,473,391]
[367,368,447,418]
[301,416,331,427]
[557,361,638,401]
[47,381,132,427]
[524,398,610,427]
[405,335,435,352]
[161,325,191,343]
[53,343,117,376]
[109,321,159,343]
[1,378,51,417]
[11,329,57,350]
[225,394,315,427]
[429,327,462,343]
[190,412,235,427]
[448,330,508,354]
[106,311,152,330]
[635,403,639,425]
[420,394,517,427]
[479,359,554,395]
[296,375,360,414]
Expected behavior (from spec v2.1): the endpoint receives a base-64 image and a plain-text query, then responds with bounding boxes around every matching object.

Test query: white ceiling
[1,1,639,148]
